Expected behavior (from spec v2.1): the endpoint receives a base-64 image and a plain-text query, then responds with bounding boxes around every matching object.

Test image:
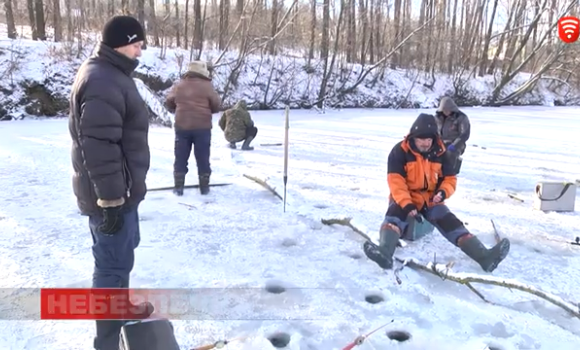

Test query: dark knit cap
[102,16,145,49]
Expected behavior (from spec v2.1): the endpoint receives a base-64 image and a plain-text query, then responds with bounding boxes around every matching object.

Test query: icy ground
[0,106,579,349]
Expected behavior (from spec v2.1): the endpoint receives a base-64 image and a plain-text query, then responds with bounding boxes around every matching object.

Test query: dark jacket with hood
[434,97,471,153]
[387,113,457,211]
[68,43,151,216]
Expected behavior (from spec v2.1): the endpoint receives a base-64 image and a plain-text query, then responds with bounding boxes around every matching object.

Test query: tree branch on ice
[321,216,580,320]
[242,174,283,201]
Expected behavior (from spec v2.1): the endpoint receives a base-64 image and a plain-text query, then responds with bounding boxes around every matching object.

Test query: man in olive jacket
[68,16,153,350]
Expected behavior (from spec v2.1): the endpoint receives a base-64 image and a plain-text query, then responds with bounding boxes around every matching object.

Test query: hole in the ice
[364,293,384,304]
[265,282,286,294]
[348,252,362,259]
[486,345,504,350]
[313,204,329,209]
[387,330,411,342]
[267,332,291,348]
[281,238,297,247]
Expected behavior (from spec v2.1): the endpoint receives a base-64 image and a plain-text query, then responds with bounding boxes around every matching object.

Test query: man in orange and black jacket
[363,113,510,273]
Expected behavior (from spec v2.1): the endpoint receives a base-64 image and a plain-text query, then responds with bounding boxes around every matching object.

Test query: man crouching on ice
[363,113,510,273]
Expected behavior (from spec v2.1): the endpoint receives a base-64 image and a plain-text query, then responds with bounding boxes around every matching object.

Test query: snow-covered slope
[134,77,174,127]
[0,106,578,349]
[0,26,577,121]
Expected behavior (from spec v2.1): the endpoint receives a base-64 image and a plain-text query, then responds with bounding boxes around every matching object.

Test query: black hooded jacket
[434,97,471,152]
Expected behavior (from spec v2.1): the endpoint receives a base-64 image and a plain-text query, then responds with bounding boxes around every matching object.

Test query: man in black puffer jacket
[68,16,153,350]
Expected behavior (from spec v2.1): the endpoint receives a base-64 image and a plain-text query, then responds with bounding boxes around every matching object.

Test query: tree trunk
[268,0,278,55]
[218,0,230,50]
[307,0,316,61]
[26,0,37,40]
[193,0,203,50]
[4,0,17,39]
[184,0,190,50]
[137,0,146,48]
[148,0,160,46]
[33,0,46,40]
[320,0,329,59]
[478,0,498,76]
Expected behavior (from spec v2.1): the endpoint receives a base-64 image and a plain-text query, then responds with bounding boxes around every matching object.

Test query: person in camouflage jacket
[218,100,258,150]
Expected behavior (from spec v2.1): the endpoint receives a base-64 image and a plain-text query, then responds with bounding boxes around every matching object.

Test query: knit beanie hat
[102,16,145,49]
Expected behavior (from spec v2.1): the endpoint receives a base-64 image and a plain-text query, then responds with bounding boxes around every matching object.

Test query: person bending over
[219,99,258,151]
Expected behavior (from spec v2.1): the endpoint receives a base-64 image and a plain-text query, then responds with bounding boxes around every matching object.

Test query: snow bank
[0,32,577,121]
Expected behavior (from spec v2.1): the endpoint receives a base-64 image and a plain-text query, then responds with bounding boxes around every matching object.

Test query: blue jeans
[173,128,212,175]
[89,205,141,350]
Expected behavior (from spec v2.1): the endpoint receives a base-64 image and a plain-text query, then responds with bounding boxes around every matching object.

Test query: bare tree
[4,0,16,39]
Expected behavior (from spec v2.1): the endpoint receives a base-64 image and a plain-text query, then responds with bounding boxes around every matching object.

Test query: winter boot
[94,301,154,349]
[459,235,510,272]
[173,173,185,196]
[229,142,237,149]
[363,224,401,269]
[199,173,210,195]
[94,320,125,350]
[241,136,255,151]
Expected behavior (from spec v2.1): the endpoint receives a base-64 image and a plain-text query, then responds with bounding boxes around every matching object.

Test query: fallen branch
[178,202,197,210]
[321,216,580,320]
[321,217,373,242]
[320,217,406,247]
[242,174,283,201]
[490,219,501,244]
[507,193,524,202]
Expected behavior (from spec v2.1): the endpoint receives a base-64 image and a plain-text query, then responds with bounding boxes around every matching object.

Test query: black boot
[95,320,124,350]
[459,235,510,272]
[173,172,185,196]
[94,301,155,350]
[199,173,210,195]
[229,142,237,149]
[241,136,254,151]
[363,226,400,269]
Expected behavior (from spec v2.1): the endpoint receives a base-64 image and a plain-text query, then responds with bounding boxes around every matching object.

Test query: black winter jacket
[68,43,151,216]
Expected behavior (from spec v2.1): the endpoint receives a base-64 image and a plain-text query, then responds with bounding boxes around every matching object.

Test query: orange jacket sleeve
[387,144,413,208]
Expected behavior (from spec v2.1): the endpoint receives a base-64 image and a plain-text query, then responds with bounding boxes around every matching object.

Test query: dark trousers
[246,126,258,139]
[445,151,463,175]
[383,202,469,246]
[231,126,258,143]
[89,206,141,350]
[445,142,465,175]
[174,128,211,175]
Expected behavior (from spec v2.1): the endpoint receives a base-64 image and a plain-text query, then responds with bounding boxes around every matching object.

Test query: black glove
[402,204,418,216]
[98,206,124,235]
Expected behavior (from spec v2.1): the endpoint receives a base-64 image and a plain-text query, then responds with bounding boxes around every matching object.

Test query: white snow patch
[0,106,579,348]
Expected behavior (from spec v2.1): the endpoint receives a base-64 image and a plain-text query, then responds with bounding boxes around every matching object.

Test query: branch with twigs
[242,174,283,201]
[321,216,580,320]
